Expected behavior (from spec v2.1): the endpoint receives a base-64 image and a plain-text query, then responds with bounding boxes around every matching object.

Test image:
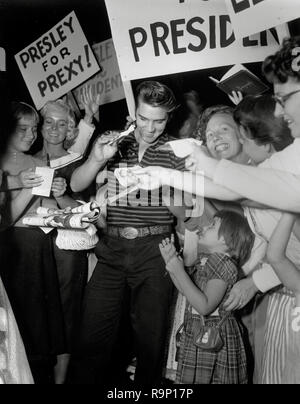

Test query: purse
[193,312,231,353]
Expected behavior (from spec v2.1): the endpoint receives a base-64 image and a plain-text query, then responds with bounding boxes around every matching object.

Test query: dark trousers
[53,240,88,352]
[0,228,65,384]
[68,232,174,385]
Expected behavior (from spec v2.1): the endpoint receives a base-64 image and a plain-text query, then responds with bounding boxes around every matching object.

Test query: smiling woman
[199,104,249,164]
[41,101,69,147]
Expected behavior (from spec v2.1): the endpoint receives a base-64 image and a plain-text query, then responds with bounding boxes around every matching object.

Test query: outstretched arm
[185,146,300,213]
[140,166,242,200]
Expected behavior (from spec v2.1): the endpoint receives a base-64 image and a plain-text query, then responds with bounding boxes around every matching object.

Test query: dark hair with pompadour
[215,210,255,267]
[135,80,178,114]
[262,36,300,83]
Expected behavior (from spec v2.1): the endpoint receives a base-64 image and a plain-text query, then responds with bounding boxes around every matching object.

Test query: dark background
[0,0,300,132]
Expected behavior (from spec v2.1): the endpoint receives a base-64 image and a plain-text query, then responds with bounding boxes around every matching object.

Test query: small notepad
[32,166,55,197]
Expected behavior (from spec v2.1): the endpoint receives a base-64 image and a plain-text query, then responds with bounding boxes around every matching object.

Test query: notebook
[209,64,269,96]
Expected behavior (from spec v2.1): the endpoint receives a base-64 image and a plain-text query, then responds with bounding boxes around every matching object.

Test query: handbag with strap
[193,312,231,353]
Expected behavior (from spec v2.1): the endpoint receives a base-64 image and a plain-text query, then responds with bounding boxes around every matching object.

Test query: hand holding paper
[157,138,202,158]
[114,165,173,190]
[18,168,43,189]
[32,166,55,197]
[185,145,212,173]
[114,165,163,190]
[114,165,142,188]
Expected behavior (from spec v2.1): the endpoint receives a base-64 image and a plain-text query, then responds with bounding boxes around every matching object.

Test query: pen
[107,123,136,146]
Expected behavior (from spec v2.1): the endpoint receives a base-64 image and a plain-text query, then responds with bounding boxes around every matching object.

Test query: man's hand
[135,166,168,190]
[18,168,44,188]
[223,277,258,311]
[89,132,119,163]
[81,85,101,124]
[52,177,67,199]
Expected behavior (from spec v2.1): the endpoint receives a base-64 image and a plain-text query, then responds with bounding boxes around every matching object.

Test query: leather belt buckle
[120,227,139,239]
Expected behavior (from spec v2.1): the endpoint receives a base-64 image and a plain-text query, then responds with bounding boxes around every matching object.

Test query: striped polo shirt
[104,131,185,227]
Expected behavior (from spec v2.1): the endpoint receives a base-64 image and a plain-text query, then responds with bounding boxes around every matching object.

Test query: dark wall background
[0,0,300,132]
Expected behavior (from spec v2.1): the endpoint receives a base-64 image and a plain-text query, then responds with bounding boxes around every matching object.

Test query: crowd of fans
[1,36,300,384]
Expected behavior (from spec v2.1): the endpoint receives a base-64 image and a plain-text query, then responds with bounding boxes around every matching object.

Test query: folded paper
[32,166,55,197]
[158,138,202,158]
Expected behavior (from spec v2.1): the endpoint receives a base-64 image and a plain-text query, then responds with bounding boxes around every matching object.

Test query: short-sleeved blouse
[187,252,238,316]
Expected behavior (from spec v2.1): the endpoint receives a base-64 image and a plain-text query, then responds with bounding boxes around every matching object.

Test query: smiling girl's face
[9,114,38,152]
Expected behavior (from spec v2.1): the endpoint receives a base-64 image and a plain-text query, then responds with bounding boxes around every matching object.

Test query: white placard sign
[73,38,125,108]
[104,0,281,81]
[15,11,100,110]
[225,0,300,39]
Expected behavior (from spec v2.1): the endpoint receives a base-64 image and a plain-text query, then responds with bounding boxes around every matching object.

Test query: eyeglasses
[273,89,300,108]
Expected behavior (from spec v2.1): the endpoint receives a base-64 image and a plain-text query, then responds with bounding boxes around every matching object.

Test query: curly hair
[262,36,300,83]
[198,105,234,143]
[234,94,293,151]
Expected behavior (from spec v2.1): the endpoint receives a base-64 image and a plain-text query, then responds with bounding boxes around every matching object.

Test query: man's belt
[106,225,172,239]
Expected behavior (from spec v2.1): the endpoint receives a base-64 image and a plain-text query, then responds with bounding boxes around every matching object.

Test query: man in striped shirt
[69,81,189,385]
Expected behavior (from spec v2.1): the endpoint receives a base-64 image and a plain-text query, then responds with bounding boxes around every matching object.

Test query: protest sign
[0,47,5,71]
[225,0,300,39]
[15,11,100,110]
[104,0,281,81]
[73,38,125,108]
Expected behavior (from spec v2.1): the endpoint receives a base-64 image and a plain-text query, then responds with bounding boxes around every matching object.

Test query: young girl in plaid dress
[159,210,254,384]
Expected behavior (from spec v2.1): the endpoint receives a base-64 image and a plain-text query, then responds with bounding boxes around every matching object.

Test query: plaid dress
[176,253,248,384]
